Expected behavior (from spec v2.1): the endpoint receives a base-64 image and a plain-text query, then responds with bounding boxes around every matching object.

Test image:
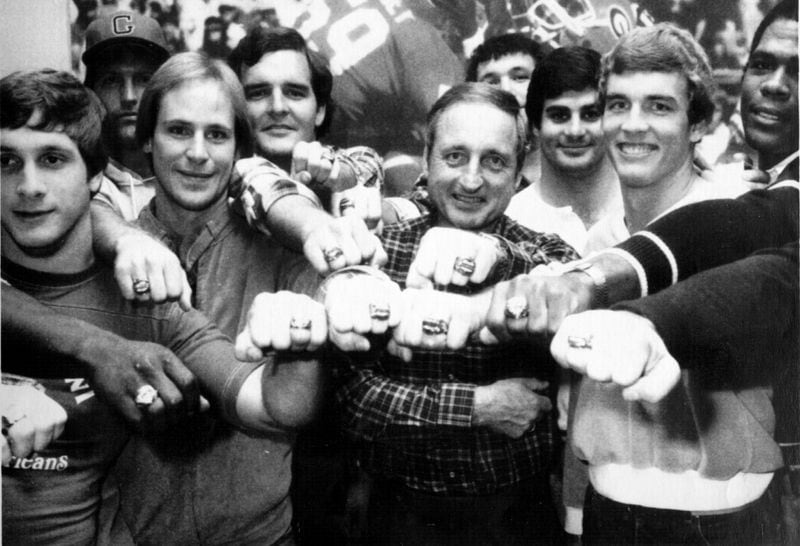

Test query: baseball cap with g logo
[82,11,169,67]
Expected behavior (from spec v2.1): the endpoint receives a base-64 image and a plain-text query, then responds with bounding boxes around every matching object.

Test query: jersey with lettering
[1,258,255,545]
[285,0,464,156]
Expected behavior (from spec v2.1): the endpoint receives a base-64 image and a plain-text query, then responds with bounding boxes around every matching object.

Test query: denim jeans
[583,484,781,545]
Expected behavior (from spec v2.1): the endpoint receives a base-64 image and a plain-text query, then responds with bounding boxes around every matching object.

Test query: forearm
[336,363,475,441]
[610,185,799,296]
[263,198,331,252]
[2,285,124,371]
[490,233,580,283]
[614,244,798,367]
[259,353,325,429]
[91,200,141,262]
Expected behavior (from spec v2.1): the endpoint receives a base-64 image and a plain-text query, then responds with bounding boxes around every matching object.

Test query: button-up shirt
[336,212,579,495]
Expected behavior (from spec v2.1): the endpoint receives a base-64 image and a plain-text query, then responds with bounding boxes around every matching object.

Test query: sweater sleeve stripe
[600,247,649,297]
[636,231,679,287]
[610,233,675,294]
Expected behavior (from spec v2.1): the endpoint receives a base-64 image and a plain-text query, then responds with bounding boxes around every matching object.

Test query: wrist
[471,385,488,426]
[74,327,121,371]
[564,261,608,308]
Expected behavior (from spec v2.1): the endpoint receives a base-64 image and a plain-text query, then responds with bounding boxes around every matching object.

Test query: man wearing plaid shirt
[330,83,578,544]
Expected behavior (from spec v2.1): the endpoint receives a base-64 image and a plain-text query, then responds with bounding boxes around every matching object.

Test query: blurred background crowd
[56,0,780,172]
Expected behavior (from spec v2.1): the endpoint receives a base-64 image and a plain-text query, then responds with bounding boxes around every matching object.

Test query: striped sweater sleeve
[603,182,798,296]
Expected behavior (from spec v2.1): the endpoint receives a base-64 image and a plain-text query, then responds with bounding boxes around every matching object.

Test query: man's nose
[121,75,137,109]
[17,165,47,198]
[460,158,484,191]
[620,103,647,133]
[761,65,792,100]
[268,89,288,114]
[186,132,210,163]
[565,115,586,138]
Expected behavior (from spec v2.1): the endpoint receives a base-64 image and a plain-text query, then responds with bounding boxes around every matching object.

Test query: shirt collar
[764,150,800,184]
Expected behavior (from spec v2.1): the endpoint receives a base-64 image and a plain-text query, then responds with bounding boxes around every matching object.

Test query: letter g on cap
[113,14,134,35]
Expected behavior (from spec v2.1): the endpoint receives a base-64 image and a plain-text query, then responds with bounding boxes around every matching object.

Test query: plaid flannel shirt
[335,212,579,495]
[229,146,384,235]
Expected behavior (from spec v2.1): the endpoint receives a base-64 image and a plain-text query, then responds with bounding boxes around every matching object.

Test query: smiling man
[560,23,774,544]
[506,46,621,254]
[334,83,577,545]
[739,0,798,184]
[584,24,749,252]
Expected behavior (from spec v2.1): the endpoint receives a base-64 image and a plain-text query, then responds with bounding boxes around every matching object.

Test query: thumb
[477,326,500,345]
[622,354,681,404]
[521,377,549,392]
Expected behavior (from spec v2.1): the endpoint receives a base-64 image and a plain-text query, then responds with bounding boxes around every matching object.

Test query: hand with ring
[292,141,355,192]
[389,288,488,361]
[236,291,327,358]
[480,272,592,344]
[302,214,388,274]
[406,227,503,289]
[324,272,402,352]
[331,184,384,233]
[113,228,193,311]
[550,310,681,403]
[1,384,67,465]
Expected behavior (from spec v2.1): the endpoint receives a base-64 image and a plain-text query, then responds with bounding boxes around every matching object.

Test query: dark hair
[1,69,108,178]
[466,33,544,82]
[526,46,601,130]
[426,82,528,171]
[599,23,717,126]
[749,0,798,56]
[136,51,253,157]
[228,26,333,136]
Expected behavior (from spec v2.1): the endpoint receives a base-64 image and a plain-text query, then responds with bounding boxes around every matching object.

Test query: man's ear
[88,171,103,195]
[315,105,326,129]
[143,140,152,153]
[689,119,708,144]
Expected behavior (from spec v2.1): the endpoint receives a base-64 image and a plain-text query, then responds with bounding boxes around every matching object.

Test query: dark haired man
[466,33,544,108]
[0,68,321,546]
[506,46,620,254]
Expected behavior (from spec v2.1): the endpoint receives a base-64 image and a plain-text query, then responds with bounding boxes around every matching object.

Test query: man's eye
[482,155,507,171]
[207,129,231,143]
[747,59,774,73]
[546,111,570,123]
[134,73,153,86]
[284,87,308,100]
[0,153,21,172]
[167,125,192,137]
[512,74,531,82]
[581,108,602,122]
[245,88,268,101]
[443,151,465,165]
[481,76,501,86]
[97,74,123,87]
[39,153,67,169]
[650,101,674,114]
[605,99,628,113]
